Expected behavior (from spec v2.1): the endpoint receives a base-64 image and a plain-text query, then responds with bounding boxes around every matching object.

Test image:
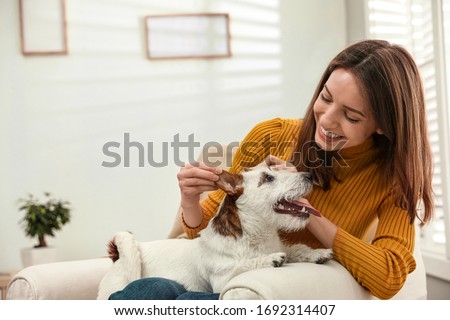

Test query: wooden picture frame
[144,13,231,60]
[18,0,68,56]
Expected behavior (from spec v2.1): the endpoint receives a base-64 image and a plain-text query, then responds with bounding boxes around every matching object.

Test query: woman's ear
[376,128,384,135]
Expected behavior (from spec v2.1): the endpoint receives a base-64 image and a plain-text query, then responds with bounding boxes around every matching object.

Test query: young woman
[110,39,434,300]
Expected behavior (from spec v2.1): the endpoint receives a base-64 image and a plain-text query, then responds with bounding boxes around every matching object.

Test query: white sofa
[6,147,427,300]
[6,240,426,300]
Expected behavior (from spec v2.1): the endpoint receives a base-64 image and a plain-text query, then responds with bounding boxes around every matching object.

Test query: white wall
[0,0,346,269]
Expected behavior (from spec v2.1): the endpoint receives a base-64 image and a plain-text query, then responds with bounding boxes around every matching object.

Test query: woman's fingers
[263,155,297,172]
[177,162,223,200]
[185,161,222,173]
[179,184,218,198]
[178,163,221,184]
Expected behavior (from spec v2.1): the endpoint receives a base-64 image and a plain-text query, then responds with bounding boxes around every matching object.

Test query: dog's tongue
[291,199,322,217]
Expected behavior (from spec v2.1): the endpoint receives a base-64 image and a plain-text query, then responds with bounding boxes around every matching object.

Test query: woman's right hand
[177,162,222,227]
[264,155,297,172]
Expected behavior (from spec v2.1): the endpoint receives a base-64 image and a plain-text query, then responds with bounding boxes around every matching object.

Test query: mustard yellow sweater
[183,118,416,299]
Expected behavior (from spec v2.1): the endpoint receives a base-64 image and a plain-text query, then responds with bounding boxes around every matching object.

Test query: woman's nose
[319,106,339,128]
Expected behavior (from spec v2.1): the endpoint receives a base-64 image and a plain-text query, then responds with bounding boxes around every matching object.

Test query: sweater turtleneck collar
[338,136,377,161]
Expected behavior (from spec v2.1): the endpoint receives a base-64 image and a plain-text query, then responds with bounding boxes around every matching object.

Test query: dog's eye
[264,173,275,183]
[258,172,275,187]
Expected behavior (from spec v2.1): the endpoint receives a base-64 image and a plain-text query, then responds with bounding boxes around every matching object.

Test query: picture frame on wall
[144,13,231,60]
[18,0,68,56]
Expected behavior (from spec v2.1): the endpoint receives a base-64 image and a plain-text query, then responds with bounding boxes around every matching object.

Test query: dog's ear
[215,170,243,196]
[213,172,243,238]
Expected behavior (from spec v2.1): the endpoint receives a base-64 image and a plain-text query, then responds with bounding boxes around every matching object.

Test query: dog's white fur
[97,166,333,299]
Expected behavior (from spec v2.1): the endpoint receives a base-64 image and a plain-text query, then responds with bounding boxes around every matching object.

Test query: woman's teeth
[321,127,342,139]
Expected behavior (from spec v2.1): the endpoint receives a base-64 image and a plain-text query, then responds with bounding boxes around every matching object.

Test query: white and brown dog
[97,166,333,299]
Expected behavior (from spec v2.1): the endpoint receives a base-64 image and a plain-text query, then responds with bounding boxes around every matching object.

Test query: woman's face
[313,68,382,151]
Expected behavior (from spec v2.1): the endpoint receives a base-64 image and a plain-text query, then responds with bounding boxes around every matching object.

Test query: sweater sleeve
[182,118,287,238]
[332,192,416,299]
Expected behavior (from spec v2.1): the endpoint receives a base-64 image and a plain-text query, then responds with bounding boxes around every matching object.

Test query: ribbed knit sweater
[183,118,416,299]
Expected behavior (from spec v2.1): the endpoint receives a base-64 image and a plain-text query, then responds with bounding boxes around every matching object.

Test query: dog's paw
[311,249,333,264]
[269,252,287,267]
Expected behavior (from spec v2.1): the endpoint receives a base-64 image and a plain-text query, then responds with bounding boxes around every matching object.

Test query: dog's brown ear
[215,170,243,196]
[213,172,243,238]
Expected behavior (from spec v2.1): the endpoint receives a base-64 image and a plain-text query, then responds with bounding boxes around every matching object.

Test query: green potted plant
[17,192,71,267]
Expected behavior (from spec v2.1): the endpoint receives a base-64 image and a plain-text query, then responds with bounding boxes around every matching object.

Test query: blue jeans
[108,277,220,300]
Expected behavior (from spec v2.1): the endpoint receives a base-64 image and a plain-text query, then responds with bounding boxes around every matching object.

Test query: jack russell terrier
[97,166,333,299]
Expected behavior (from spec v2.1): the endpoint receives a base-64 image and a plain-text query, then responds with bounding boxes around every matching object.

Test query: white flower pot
[20,247,57,268]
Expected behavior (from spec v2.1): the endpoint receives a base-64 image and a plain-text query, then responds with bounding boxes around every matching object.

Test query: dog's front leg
[237,252,288,274]
[285,244,333,264]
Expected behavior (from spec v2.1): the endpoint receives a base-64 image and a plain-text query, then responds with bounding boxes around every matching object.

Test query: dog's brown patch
[212,195,243,239]
[107,239,119,262]
[213,171,244,239]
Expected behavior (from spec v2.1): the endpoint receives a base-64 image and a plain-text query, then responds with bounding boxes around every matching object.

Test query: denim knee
[176,292,220,300]
[108,277,187,300]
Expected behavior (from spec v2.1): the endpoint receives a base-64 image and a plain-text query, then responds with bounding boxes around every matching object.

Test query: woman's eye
[345,113,360,123]
[320,93,332,103]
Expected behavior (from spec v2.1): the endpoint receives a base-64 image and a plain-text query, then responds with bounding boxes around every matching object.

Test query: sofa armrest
[220,260,373,300]
[220,248,427,300]
[7,258,112,300]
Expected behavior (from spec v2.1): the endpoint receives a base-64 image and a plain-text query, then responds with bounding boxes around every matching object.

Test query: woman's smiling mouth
[319,127,344,141]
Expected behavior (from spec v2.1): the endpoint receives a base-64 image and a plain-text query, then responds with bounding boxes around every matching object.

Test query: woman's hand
[177,162,222,227]
[259,155,297,172]
[299,198,338,249]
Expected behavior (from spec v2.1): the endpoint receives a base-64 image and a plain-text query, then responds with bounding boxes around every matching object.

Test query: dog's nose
[304,173,313,181]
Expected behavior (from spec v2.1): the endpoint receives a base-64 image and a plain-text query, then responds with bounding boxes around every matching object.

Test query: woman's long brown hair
[293,40,434,225]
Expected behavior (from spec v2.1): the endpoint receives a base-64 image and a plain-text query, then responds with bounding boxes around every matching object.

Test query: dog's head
[213,166,320,238]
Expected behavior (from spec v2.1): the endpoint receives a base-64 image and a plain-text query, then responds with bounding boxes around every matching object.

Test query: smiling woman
[172,39,434,300]
[312,68,383,151]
